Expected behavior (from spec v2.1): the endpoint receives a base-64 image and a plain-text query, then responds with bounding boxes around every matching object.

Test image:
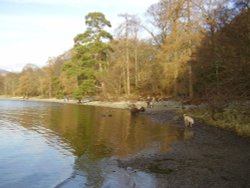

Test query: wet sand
[117,110,250,188]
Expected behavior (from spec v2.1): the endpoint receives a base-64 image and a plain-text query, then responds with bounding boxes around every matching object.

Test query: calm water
[0,99,184,188]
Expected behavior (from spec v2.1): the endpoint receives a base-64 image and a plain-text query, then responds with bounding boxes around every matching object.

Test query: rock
[130,107,146,115]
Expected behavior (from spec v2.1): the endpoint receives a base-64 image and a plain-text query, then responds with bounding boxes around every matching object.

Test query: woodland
[0,0,249,104]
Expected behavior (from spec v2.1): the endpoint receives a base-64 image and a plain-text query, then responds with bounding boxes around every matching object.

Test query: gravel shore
[117,109,250,188]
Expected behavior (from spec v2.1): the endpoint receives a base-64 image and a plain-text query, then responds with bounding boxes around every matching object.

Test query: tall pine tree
[64,12,113,99]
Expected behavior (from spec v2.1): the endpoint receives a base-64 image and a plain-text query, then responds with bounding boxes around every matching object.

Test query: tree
[191,0,250,100]
[103,35,159,98]
[75,12,113,72]
[145,0,172,47]
[64,12,113,99]
[16,64,40,97]
[117,14,132,96]
[0,75,3,94]
[115,14,143,96]
[40,54,67,98]
[148,0,204,98]
[1,73,18,96]
[187,0,193,99]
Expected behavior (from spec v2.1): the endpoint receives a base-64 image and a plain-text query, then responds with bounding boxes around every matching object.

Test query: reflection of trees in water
[6,102,185,159]
[90,108,184,157]
[51,105,185,158]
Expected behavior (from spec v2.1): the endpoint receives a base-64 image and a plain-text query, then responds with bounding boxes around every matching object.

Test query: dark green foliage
[63,12,113,99]
[85,12,111,29]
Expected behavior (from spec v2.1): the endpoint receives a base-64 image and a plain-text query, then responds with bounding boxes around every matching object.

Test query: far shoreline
[0,96,185,119]
[2,96,249,137]
[0,96,149,110]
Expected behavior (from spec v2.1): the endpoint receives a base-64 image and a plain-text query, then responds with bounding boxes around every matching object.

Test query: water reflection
[0,120,74,188]
[0,100,183,158]
[183,128,194,140]
[0,99,185,187]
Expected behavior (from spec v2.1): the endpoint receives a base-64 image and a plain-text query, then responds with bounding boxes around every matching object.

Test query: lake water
[0,99,184,188]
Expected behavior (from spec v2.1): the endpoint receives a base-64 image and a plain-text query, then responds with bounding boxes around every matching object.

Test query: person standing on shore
[151,97,156,108]
[146,96,151,108]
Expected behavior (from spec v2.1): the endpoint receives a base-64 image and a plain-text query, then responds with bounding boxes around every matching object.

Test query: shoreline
[117,110,250,188]
[2,96,249,137]
[0,96,183,111]
[1,96,249,187]
[0,96,129,109]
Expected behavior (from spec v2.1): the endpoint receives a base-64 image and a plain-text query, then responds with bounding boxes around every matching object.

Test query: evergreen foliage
[0,1,249,102]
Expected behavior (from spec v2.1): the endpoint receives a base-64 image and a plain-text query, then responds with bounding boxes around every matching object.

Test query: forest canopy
[1,0,249,103]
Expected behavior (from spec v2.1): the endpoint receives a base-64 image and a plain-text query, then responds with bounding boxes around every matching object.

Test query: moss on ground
[185,103,250,137]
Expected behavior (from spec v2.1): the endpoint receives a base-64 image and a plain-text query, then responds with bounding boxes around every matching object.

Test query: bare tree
[116,14,141,96]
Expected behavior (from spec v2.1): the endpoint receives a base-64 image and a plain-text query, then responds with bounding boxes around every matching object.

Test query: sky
[0,0,159,72]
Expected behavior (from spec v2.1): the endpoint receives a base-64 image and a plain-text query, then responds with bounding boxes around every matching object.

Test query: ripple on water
[0,99,187,187]
[0,119,75,188]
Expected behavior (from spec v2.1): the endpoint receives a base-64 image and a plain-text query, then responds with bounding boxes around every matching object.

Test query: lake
[0,99,184,187]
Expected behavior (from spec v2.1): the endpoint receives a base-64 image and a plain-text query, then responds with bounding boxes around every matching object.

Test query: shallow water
[0,99,185,187]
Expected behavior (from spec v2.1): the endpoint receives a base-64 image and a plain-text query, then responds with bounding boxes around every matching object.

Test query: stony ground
[118,109,250,188]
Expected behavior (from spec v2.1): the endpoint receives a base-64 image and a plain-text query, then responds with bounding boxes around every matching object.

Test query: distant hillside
[0,69,10,76]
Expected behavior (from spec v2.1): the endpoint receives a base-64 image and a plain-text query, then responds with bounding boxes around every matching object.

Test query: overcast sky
[0,0,159,72]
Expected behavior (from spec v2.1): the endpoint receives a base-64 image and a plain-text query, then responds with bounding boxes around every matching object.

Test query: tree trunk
[187,0,193,99]
[188,63,193,98]
[125,16,131,96]
[173,60,179,97]
[122,65,127,94]
[134,41,138,88]
[172,1,181,98]
[49,82,52,98]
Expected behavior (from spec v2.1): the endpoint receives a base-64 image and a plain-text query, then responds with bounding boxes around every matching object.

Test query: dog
[183,114,194,127]
[130,106,145,115]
